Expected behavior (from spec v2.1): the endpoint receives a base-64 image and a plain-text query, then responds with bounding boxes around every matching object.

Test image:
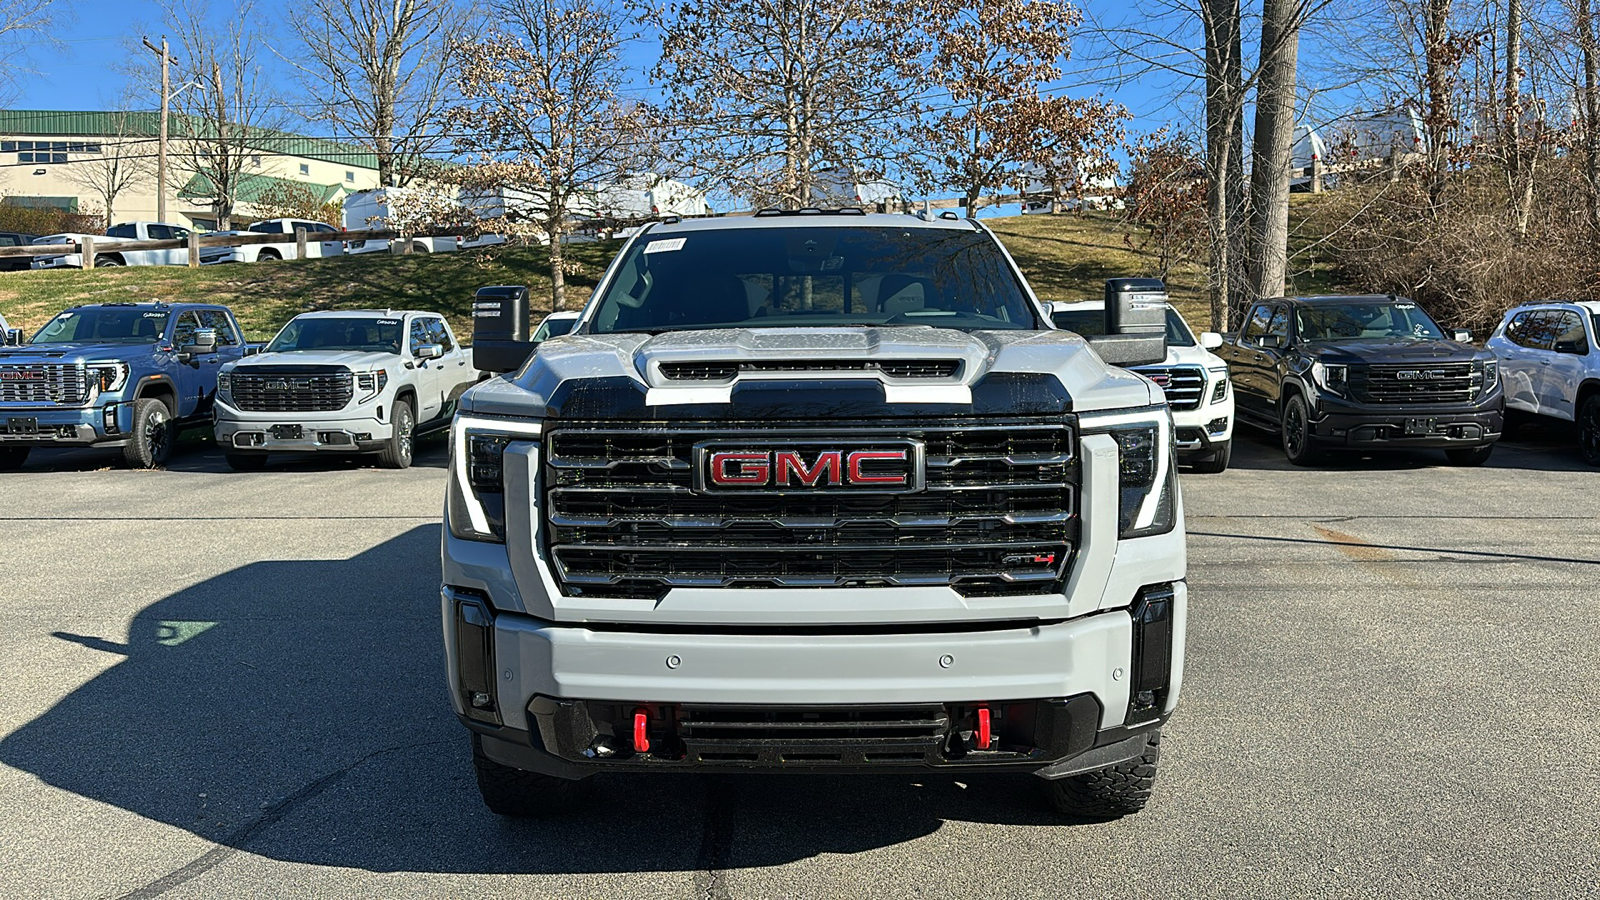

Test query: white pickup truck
[31,222,195,269]
[199,218,345,264]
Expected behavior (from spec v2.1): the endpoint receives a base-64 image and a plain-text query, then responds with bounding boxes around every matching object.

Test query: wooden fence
[0,227,465,270]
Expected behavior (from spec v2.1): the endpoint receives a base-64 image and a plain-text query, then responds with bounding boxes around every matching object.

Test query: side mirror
[1200,331,1223,350]
[1084,277,1169,366]
[181,328,217,357]
[417,343,444,360]
[1555,339,1588,354]
[3,328,21,346]
[243,344,261,356]
[1258,334,1283,350]
[1452,329,1472,343]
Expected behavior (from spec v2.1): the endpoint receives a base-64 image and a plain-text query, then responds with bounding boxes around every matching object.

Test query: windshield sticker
[1395,302,1416,309]
[143,312,167,318]
[644,238,686,254]
[376,319,400,325]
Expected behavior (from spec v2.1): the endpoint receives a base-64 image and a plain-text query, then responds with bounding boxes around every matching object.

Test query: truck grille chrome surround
[542,418,1078,599]
[1348,363,1476,404]
[230,366,354,412]
[0,363,89,405]
[1130,365,1205,410]
[658,359,962,381]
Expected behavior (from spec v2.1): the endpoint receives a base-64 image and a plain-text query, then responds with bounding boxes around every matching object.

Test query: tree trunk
[1247,0,1302,303]
[548,225,565,313]
[1502,0,1535,235]
[1422,0,1454,214]
[1201,0,1244,330]
[1581,0,1600,235]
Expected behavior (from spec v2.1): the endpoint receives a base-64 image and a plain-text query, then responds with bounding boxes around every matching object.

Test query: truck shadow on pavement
[1223,421,1592,473]
[14,435,450,473]
[0,525,1075,885]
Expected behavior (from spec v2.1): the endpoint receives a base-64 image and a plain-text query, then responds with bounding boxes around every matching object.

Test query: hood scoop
[658,358,962,382]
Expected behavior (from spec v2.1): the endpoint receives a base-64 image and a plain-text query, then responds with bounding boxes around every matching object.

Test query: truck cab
[214,310,477,470]
[0,302,248,468]
[30,222,195,269]
[441,211,1188,819]
[1216,294,1503,466]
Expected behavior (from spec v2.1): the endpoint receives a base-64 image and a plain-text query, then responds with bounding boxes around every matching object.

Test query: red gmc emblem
[0,370,44,381]
[695,442,923,493]
[1147,373,1171,387]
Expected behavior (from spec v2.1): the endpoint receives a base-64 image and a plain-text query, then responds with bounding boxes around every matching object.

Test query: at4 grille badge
[693,441,925,494]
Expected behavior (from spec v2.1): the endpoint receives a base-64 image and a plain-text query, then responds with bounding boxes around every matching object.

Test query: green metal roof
[177,172,353,206]
[0,110,379,170]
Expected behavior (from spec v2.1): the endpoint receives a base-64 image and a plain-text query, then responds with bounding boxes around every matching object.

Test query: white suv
[1486,301,1600,465]
[1052,300,1235,472]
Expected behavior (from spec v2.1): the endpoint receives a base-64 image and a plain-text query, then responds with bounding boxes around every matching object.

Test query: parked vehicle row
[1486,300,1600,465]
[0,303,483,471]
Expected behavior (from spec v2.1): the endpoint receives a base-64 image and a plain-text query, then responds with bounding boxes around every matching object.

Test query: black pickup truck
[1215,294,1503,466]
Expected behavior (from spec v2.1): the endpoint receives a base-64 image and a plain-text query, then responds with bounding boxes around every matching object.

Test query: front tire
[1579,395,1600,467]
[258,249,281,262]
[0,447,29,470]
[224,451,268,471]
[122,398,174,468]
[1281,394,1322,466]
[411,241,431,255]
[472,736,591,816]
[1445,444,1495,467]
[95,255,122,268]
[376,398,414,469]
[1188,439,1231,473]
[1042,729,1161,819]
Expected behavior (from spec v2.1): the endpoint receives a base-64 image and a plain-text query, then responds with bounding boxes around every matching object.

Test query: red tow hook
[976,706,993,749]
[632,708,651,753]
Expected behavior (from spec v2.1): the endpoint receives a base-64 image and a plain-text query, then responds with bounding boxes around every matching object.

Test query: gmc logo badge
[0,371,43,381]
[1395,369,1447,380]
[694,442,924,493]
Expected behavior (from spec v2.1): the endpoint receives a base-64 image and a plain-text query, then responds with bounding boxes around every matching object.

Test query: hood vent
[659,359,961,382]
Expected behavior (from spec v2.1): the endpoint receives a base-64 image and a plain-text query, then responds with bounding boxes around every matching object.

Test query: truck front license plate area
[1403,417,1438,436]
[7,417,38,435]
[271,424,303,440]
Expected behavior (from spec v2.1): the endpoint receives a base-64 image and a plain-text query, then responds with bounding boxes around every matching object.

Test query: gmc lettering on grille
[700,447,919,491]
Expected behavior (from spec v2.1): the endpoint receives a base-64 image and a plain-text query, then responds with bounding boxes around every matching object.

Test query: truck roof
[1272,294,1414,306]
[68,301,227,312]
[643,210,982,235]
[289,309,437,319]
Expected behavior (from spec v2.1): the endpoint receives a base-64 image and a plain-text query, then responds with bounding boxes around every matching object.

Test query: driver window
[409,318,431,355]
[171,312,200,347]
[198,310,238,346]
[1266,307,1290,341]
[1243,304,1273,341]
[1553,311,1590,354]
[425,317,454,351]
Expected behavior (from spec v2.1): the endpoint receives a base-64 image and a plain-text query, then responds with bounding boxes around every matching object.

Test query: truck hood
[228,350,400,371]
[462,327,1158,420]
[1306,339,1490,365]
[0,342,159,363]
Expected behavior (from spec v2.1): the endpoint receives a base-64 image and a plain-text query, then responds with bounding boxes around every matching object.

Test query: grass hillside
[0,210,1265,340]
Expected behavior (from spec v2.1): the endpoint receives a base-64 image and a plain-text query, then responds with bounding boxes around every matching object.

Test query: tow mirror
[179,328,217,361]
[417,343,444,360]
[1085,278,1169,366]
[472,285,535,373]
[1452,329,1472,343]
[1200,331,1223,350]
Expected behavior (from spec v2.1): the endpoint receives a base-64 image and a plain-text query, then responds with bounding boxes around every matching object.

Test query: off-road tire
[1042,729,1161,819]
[0,447,29,470]
[1188,439,1231,473]
[225,451,268,472]
[1445,444,1495,467]
[376,398,414,469]
[122,398,174,469]
[1281,394,1323,466]
[471,736,592,816]
[1579,395,1600,467]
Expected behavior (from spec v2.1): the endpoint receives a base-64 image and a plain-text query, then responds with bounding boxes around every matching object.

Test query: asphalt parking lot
[1,421,1596,899]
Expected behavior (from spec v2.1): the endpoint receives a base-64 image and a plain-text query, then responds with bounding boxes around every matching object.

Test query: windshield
[1297,302,1445,341]
[33,308,169,344]
[1051,306,1196,347]
[267,317,403,354]
[589,225,1040,334]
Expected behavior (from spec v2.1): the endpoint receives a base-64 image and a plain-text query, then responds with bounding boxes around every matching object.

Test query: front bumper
[1309,391,1503,448]
[0,402,130,447]
[214,402,392,452]
[448,584,1183,778]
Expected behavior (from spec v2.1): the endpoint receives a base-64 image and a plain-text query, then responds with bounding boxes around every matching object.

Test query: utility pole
[142,36,171,223]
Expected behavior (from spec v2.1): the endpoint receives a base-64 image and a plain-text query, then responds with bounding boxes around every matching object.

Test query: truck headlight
[1092,411,1177,539]
[1208,368,1228,403]
[217,372,231,394]
[355,369,388,399]
[91,362,129,393]
[1312,362,1346,394]
[1475,360,1498,394]
[447,415,541,542]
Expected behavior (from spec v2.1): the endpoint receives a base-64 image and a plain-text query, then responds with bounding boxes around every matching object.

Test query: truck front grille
[658,359,962,381]
[0,363,89,405]
[1349,363,1476,404]
[542,418,1078,599]
[231,367,353,412]
[1131,365,1205,410]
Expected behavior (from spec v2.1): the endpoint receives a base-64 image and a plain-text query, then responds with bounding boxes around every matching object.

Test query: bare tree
[446,0,646,311]
[159,0,283,229]
[1123,129,1209,280]
[59,111,154,227]
[0,2,62,104]
[915,0,1129,218]
[283,0,468,187]
[1246,0,1305,301]
[647,0,923,208]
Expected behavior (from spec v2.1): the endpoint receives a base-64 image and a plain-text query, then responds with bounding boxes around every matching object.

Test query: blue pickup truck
[0,302,252,469]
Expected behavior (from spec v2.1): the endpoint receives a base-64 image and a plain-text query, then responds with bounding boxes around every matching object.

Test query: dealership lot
[0,425,1595,900]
